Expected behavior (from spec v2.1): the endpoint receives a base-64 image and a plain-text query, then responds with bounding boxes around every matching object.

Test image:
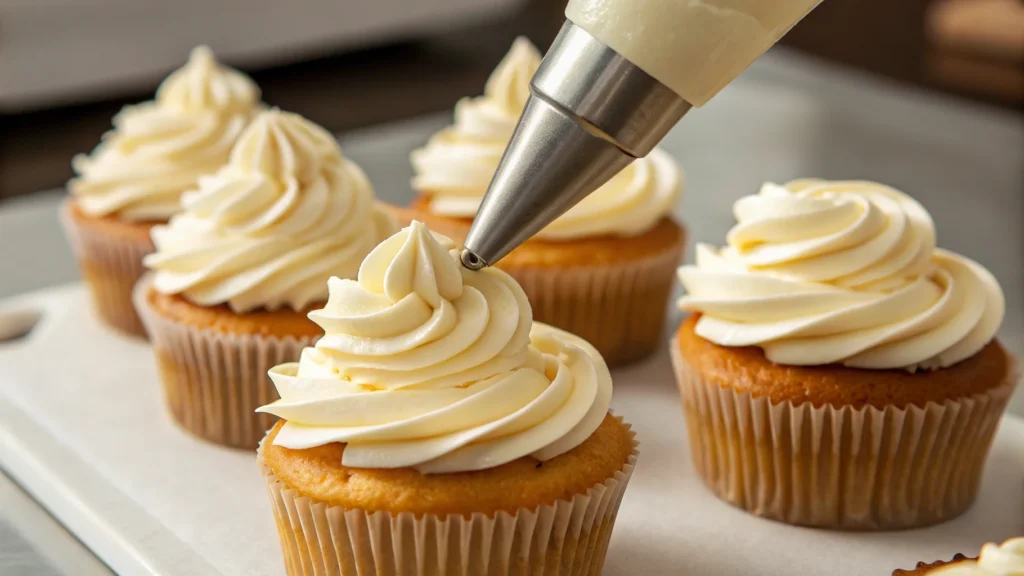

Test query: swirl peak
[156,46,260,113]
[227,108,340,184]
[358,221,464,308]
[482,36,541,114]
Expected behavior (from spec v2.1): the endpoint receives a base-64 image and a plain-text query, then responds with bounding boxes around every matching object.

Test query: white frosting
[70,46,259,221]
[566,0,823,106]
[411,38,683,240]
[258,222,613,473]
[929,538,1024,575]
[144,109,396,312]
[678,180,1005,370]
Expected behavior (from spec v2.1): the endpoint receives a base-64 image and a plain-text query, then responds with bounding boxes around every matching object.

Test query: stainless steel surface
[463,96,638,267]
[531,22,692,156]
[463,21,691,267]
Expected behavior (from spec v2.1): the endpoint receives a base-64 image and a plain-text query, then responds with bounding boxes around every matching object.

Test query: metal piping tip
[464,95,637,266]
[463,21,691,268]
[460,248,487,270]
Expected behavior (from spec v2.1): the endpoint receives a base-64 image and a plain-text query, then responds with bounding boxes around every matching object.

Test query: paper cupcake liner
[257,420,639,576]
[60,200,154,338]
[892,554,973,575]
[503,241,684,368]
[133,276,316,449]
[671,339,1019,530]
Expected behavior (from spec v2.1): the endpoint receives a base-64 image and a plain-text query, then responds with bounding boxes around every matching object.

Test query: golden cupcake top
[927,538,1024,574]
[257,221,613,474]
[69,47,260,221]
[410,37,683,240]
[678,179,1004,371]
[144,109,396,313]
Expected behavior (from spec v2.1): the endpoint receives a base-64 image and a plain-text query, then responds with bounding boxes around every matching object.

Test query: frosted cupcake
[257,221,638,575]
[674,179,1017,529]
[400,37,686,366]
[893,538,1024,574]
[135,109,396,448]
[62,46,260,337]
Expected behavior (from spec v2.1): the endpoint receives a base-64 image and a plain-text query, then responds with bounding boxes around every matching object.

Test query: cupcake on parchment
[673,179,1017,529]
[893,537,1024,574]
[134,109,397,449]
[62,46,260,338]
[256,221,637,576]
[399,37,686,366]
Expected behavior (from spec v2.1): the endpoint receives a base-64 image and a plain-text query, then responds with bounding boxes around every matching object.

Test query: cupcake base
[671,317,1019,530]
[258,415,638,576]
[60,199,157,338]
[892,554,972,575]
[134,276,322,449]
[389,202,686,367]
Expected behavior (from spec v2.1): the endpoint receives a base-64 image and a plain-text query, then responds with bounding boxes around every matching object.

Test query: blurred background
[1,0,1022,199]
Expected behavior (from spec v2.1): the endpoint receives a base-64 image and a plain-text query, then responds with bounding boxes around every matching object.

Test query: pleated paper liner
[257,421,639,576]
[892,554,973,575]
[670,339,1019,530]
[502,240,684,368]
[60,199,155,338]
[133,275,316,449]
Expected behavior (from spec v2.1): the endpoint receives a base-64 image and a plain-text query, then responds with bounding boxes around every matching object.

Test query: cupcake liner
[671,339,1019,530]
[257,420,639,576]
[892,554,973,575]
[504,239,684,367]
[60,199,154,338]
[133,275,317,449]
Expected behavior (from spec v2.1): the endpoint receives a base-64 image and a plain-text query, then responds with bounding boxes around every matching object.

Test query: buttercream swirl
[678,179,1004,370]
[144,109,397,312]
[70,46,260,221]
[257,221,612,473]
[929,538,1024,575]
[410,38,683,240]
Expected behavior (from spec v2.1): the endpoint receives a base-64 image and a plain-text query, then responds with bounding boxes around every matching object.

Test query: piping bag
[460,0,825,270]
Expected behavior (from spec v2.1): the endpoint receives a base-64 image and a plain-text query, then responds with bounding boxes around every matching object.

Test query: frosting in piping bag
[678,180,1004,370]
[70,46,260,221]
[410,37,683,240]
[145,109,396,312]
[258,222,613,473]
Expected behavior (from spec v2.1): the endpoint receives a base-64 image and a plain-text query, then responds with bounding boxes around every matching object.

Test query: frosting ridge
[410,38,683,240]
[144,109,396,312]
[678,179,1004,370]
[257,222,613,473]
[70,46,260,221]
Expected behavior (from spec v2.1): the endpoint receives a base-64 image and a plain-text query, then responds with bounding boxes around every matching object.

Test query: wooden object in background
[781,0,931,83]
[926,0,1024,102]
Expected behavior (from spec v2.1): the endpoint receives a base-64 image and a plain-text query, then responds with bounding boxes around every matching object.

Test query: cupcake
[135,109,397,448]
[256,221,638,575]
[399,37,686,366]
[673,179,1018,529]
[62,46,260,337]
[893,538,1023,574]
[893,555,973,575]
